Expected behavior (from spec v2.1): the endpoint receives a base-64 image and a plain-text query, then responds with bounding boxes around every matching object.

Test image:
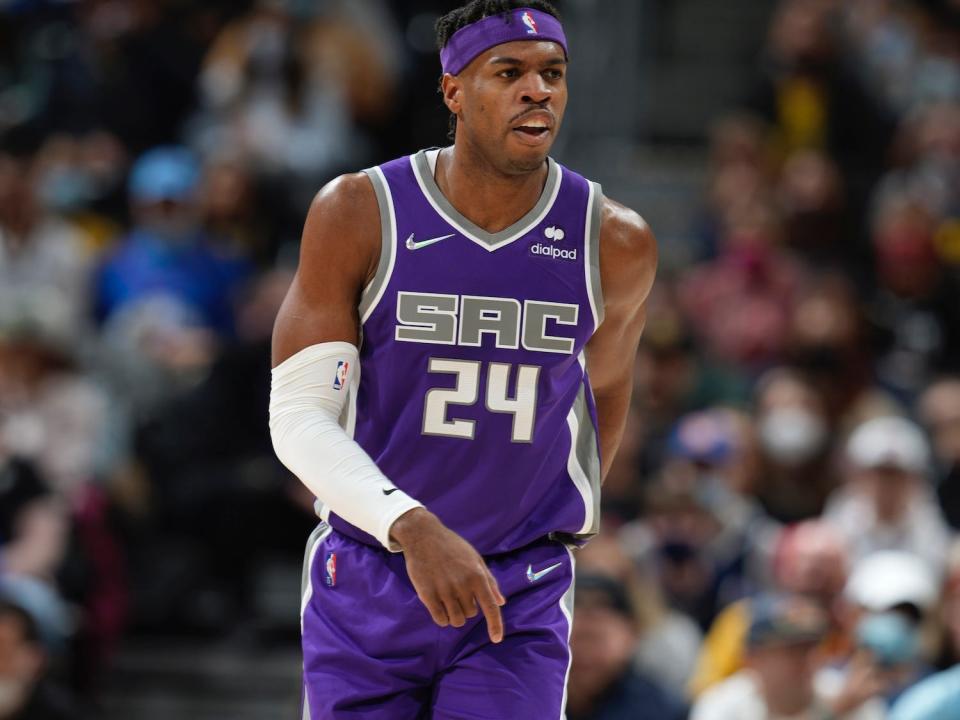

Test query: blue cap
[128,146,200,203]
[668,411,734,465]
[747,593,828,648]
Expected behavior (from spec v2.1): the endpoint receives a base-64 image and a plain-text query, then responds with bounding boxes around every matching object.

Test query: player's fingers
[476,584,504,644]
[418,592,449,627]
[456,588,480,619]
[442,593,467,628]
[484,568,506,606]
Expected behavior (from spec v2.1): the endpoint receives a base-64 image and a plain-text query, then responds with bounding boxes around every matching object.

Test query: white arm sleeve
[269,342,424,551]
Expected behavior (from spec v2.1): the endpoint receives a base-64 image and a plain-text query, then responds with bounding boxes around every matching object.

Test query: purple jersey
[321,148,604,555]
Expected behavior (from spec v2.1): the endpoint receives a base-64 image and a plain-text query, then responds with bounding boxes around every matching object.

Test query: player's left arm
[585,196,658,481]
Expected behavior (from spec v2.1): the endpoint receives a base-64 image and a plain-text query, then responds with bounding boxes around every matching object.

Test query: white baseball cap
[844,551,939,612]
[846,416,931,475]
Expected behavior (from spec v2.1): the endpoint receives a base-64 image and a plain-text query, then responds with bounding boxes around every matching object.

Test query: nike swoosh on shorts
[526,562,563,583]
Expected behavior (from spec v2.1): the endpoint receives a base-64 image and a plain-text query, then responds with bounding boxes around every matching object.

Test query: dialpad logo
[530,225,577,261]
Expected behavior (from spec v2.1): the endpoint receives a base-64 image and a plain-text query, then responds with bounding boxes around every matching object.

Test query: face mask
[856,612,919,668]
[759,408,827,466]
[0,677,27,715]
[37,165,95,212]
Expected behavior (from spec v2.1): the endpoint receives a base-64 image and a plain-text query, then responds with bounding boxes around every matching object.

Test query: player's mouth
[511,116,553,146]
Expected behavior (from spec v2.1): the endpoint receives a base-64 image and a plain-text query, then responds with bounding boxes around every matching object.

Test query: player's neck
[435,143,548,234]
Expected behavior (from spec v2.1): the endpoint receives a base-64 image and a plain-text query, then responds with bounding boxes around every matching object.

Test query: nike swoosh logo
[526,562,563,583]
[382,488,399,495]
[406,233,455,251]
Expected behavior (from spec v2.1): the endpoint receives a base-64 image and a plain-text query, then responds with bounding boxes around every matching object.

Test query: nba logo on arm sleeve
[333,361,349,390]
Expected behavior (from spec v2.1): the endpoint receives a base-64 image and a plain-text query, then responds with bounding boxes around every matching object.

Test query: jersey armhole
[585,181,605,330]
[358,166,397,324]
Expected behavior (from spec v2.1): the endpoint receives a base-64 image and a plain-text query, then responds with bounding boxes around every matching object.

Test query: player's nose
[519,73,552,105]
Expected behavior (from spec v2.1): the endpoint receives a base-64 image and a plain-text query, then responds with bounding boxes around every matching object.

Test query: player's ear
[441,73,462,114]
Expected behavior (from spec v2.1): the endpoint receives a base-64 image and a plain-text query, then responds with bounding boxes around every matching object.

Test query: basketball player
[269,2,656,717]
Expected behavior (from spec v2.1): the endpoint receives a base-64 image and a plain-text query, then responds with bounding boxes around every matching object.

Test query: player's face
[446,40,568,173]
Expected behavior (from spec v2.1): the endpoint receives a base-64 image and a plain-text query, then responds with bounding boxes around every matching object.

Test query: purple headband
[440,8,567,76]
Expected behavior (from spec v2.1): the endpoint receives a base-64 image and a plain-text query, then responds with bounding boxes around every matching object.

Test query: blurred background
[0,0,958,718]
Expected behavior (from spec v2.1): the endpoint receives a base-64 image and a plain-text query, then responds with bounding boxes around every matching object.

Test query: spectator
[679,200,807,370]
[129,268,309,634]
[0,151,93,351]
[689,519,850,697]
[188,0,400,236]
[918,376,960,529]
[868,192,960,399]
[627,284,751,517]
[934,540,960,669]
[659,409,774,599]
[824,416,952,571]
[0,599,81,720]
[632,480,726,629]
[820,550,943,712]
[94,145,251,336]
[752,368,836,522]
[566,573,687,720]
[749,0,894,186]
[777,149,848,267]
[787,275,901,435]
[889,664,960,720]
[0,456,68,587]
[691,593,882,720]
[577,533,703,696]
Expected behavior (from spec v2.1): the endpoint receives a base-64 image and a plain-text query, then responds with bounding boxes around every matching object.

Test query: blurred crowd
[580,1,960,719]
[0,0,958,718]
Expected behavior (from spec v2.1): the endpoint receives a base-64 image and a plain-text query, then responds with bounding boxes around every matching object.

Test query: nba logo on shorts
[332,361,349,391]
[521,11,538,34]
[325,552,337,587]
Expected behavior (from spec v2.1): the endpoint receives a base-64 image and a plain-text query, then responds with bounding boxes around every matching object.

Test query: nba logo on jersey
[325,552,337,586]
[521,11,538,34]
[332,361,349,391]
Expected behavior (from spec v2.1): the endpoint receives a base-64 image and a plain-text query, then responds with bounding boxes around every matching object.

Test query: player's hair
[436,0,562,140]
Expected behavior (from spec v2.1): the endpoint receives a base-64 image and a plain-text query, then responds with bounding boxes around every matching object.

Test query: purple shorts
[300,524,575,719]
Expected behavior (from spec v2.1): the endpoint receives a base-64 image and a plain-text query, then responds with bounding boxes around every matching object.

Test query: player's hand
[390,508,506,643]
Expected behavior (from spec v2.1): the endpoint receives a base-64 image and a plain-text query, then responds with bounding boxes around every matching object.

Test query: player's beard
[506,152,548,173]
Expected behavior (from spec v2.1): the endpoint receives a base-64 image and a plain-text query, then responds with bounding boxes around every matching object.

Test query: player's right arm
[271,173,376,358]
[271,174,505,642]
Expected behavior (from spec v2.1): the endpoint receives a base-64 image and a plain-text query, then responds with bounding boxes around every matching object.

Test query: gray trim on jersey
[299,521,331,720]
[587,181,605,328]
[358,167,396,322]
[558,544,576,720]
[413,149,561,251]
[561,553,576,619]
[302,688,311,720]
[300,522,331,608]
[572,382,602,537]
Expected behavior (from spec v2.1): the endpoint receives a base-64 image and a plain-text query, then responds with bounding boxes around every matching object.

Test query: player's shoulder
[308,171,378,219]
[598,194,656,260]
[301,171,381,248]
[300,172,381,278]
[592,192,658,311]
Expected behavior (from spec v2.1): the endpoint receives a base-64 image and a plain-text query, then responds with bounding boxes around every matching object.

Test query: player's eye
[498,68,520,78]
[544,69,564,80]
